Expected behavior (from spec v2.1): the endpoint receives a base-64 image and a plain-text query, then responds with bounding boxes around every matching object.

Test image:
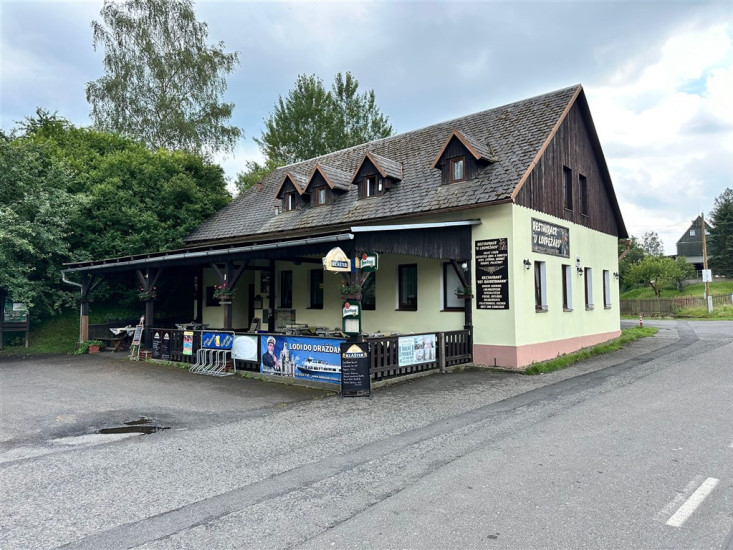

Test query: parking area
[0,353,331,453]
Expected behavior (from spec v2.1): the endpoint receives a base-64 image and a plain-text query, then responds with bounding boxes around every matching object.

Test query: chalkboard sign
[161,331,171,361]
[152,331,162,359]
[340,342,371,397]
[131,324,144,346]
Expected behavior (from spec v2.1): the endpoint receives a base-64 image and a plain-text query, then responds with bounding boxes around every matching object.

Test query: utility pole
[701,212,709,299]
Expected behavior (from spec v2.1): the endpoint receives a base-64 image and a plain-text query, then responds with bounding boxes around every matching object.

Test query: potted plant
[74,340,105,354]
[213,283,236,303]
[455,285,473,299]
[339,281,363,301]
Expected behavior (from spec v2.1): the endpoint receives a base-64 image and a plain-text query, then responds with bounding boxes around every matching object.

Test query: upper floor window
[579,174,588,216]
[450,157,466,183]
[689,229,696,236]
[315,187,327,206]
[362,175,384,198]
[284,193,296,212]
[564,166,573,211]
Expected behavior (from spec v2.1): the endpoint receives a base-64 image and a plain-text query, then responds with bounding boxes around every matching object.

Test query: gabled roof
[186,85,623,245]
[274,171,308,198]
[429,129,497,169]
[350,151,403,184]
[306,163,351,192]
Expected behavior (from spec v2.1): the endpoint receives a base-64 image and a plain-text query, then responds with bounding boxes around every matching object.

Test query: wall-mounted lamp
[613,272,619,280]
[461,261,468,270]
[577,266,584,276]
[523,259,531,270]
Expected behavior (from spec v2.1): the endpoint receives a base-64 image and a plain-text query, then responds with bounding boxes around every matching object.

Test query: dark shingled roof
[309,163,352,192]
[358,151,403,181]
[186,85,581,245]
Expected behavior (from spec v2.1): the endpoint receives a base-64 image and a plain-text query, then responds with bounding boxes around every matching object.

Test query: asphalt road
[1,320,731,549]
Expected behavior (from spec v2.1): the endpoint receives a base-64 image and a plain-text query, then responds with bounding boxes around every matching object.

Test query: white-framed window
[562,264,573,311]
[284,193,295,212]
[584,267,594,310]
[603,270,611,309]
[534,261,547,311]
[443,262,464,310]
[689,229,696,236]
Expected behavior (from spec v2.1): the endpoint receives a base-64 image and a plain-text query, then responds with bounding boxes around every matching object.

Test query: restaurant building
[62,84,627,371]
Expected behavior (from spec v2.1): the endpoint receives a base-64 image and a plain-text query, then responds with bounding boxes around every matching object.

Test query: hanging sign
[358,252,379,272]
[323,247,352,272]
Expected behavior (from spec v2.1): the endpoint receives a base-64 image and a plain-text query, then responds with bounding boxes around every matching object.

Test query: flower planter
[88,345,100,354]
[219,300,232,305]
[341,293,362,301]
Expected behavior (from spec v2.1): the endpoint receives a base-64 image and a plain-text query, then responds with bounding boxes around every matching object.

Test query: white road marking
[666,477,720,527]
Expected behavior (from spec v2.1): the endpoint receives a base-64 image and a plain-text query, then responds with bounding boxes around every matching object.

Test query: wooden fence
[620,294,733,316]
[91,325,473,381]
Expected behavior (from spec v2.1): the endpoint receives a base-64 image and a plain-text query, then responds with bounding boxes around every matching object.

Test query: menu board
[152,331,161,358]
[340,342,371,397]
[475,238,509,310]
[161,331,171,361]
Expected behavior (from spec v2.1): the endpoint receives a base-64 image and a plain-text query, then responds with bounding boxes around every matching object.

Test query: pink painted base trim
[473,330,622,370]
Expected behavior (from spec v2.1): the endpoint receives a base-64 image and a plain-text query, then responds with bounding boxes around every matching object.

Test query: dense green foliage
[239,72,392,190]
[625,256,694,297]
[86,0,241,155]
[620,280,733,300]
[708,188,733,277]
[1,110,231,319]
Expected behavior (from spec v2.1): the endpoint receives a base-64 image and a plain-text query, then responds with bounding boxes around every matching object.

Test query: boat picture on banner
[259,335,345,384]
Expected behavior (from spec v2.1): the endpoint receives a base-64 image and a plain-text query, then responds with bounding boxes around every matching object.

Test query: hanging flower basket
[455,286,473,299]
[339,282,362,301]
[213,283,236,302]
[138,287,157,301]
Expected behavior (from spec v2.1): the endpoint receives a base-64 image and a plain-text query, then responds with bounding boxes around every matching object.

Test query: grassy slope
[620,281,733,300]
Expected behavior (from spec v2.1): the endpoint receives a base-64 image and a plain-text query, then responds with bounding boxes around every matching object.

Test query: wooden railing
[100,326,474,382]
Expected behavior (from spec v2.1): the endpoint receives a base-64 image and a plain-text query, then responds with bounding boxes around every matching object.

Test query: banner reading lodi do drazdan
[259,335,346,384]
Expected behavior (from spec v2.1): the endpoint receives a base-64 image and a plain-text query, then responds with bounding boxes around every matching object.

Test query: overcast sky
[2,0,731,254]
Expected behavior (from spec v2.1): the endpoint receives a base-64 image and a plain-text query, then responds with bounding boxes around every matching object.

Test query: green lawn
[620,281,733,300]
[525,326,658,375]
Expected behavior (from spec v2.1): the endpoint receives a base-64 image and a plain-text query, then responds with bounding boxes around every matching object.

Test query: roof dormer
[304,163,351,207]
[275,171,308,212]
[350,151,403,199]
[431,129,497,184]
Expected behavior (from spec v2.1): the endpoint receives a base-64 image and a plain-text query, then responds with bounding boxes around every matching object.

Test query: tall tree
[86,0,242,156]
[708,188,733,277]
[254,72,393,168]
[640,231,664,256]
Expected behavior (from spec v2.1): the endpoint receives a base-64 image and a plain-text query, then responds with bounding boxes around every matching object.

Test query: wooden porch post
[210,260,248,330]
[267,260,276,332]
[136,268,161,348]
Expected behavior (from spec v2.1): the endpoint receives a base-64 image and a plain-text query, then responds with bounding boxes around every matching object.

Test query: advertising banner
[183,331,194,356]
[232,335,258,362]
[260,334,344,384]
[201,331,234,350]
[398,334,437,367]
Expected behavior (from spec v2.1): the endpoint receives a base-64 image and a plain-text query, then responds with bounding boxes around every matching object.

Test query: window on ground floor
[308,269,323,309]
[280,270,293,308]
[398,264,417,310]
[362,273,376,310]
[585,267,594,310]
[534,261,547,311]
[562,264,573,311]
[603,269,611,309]
[443,262,464,310]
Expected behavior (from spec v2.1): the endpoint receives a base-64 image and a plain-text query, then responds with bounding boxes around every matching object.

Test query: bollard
[639,313,643,328]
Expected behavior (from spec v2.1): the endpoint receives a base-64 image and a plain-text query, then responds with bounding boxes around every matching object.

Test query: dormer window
[316,187,327,206]
[450,157,465,183]
[363,175,384,198]
[284,192,296,212]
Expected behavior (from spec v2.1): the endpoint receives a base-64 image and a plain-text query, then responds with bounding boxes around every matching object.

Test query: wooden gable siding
[354,158,379,182]
[515,103,620,237]
[676,217,709,257]
[437,138,478,184]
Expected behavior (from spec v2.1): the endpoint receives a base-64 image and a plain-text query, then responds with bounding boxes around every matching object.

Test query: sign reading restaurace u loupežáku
[531,218,570,258]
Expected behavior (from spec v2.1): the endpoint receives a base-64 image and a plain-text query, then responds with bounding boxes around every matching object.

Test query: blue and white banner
[260,335,345,384]
[201,331,234,350]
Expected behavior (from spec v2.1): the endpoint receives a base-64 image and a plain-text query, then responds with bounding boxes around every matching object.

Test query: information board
[475,238,510,310]
[131,324,144,346]
[340,342,371,397]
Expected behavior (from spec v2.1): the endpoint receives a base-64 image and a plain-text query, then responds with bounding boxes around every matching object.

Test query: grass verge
[525,326,658,375]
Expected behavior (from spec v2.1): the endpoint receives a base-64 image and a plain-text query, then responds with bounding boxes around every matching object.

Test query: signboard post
[340,342,371,397]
